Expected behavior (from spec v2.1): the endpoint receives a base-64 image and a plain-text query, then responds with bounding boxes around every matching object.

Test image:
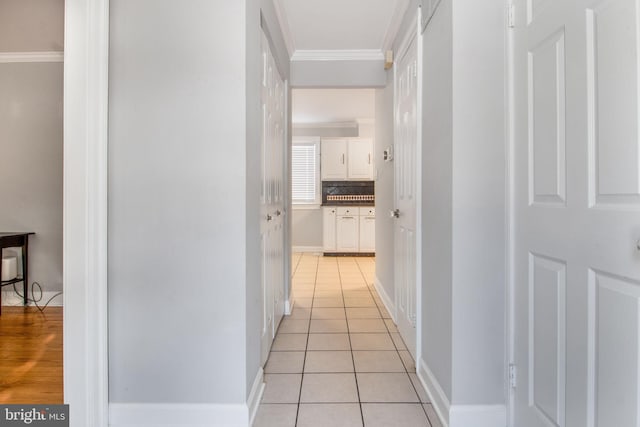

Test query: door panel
[512,1,640,426]
[260,31,285,365]
[394,29,418,358]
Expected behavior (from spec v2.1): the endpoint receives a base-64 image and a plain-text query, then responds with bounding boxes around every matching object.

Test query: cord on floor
[12,282,62,313]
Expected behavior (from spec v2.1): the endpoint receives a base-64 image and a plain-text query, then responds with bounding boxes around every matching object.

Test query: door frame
[392,8,424,366]
[506,0,516,424]
[63,0,110,425]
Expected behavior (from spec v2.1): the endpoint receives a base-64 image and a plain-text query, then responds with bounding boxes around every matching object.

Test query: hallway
[254,254,440,427]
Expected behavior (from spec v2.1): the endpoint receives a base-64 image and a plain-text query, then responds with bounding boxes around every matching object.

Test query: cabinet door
[321,139,347,180]
[336,215,359,252]
[322,207,337,252]
[359,215,375,252]
[347,138,373,180]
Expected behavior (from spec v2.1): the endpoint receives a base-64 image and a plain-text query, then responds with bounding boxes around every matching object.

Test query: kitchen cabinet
[358,207,376,252]
[336,207,359,252]
[322,206,375,254]
[322,207,337,252]
[320,139,348,180]
[321,138,373,180]
[347,139,374,179]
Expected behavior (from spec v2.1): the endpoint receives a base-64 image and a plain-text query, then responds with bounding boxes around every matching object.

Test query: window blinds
[291,142,319,204]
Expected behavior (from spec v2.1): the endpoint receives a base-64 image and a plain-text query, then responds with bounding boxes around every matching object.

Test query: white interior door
[261,31,286,365]
[512,1,640,426]
[394,28,419,359]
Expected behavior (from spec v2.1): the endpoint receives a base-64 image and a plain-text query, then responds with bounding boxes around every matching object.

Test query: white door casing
[261,31,286,365]
[394,20,420,360]
[511,1,640,426]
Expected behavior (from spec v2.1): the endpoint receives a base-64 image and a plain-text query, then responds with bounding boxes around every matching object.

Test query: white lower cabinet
[323,206,375,253]
[323,207,337,252]
[336,209,359,252]
[359,215,375,252]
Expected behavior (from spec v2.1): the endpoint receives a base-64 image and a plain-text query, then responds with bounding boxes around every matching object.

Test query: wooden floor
[0,306,63,404]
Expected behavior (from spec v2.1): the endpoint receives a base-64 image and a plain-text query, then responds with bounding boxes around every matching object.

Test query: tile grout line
[294,253,319,426]
[337,258,366,426]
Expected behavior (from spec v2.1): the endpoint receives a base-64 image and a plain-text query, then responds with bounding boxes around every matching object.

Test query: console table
[0,232,34,315]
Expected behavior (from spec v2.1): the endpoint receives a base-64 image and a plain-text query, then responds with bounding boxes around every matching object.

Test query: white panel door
[321,139,348,180]
[260,31,286,366]
[347,138,374,180]
[512,1,640,426]
[394,28,419,358]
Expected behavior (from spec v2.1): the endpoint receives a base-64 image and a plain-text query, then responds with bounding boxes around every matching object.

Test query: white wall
[108,0,262,411]
[418,0,507,423]
[0,1,64,302]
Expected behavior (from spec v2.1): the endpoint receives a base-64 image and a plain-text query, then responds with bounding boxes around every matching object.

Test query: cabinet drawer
[359,207,375,216]
[336,206,357,216]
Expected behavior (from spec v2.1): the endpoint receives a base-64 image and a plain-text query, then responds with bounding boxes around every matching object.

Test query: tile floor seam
[294,253,319,427]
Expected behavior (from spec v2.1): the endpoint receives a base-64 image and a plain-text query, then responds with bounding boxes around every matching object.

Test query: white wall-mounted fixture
[383,146,394,161]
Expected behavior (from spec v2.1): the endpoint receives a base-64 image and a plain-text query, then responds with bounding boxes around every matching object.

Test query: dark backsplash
[322,181,375,206]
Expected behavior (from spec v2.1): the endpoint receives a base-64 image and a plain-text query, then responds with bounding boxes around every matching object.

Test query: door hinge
[509,364,517,388]
[508,3,515,28]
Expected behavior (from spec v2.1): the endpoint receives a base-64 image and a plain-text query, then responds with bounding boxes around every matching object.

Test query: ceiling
[292,89,375,124]
[273,0,410,58]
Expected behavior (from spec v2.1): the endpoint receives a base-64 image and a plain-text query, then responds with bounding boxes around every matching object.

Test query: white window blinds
[291,140,320,205]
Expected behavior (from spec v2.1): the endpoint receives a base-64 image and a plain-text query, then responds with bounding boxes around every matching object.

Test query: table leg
[22,240,28,306]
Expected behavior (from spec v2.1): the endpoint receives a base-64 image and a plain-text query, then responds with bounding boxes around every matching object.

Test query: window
[291,137,320,207]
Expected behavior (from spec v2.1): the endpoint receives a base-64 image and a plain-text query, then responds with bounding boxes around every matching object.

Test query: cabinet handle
[368,154,371,164]
[342,154,345,164]
[342,216,355,219]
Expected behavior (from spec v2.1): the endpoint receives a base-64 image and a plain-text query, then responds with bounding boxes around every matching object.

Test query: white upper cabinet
[347,138,373,179]
[321,138,373,180]
[320,139,348,180]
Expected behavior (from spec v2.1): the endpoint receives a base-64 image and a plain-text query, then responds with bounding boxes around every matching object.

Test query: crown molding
[291,49,384,62]
[271,0,295,57]
[293,121,359,129]
[0,51,64,63]
[381,0,412,52]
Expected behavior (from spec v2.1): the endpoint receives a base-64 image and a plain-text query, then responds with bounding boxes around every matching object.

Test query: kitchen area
[290,89,378,257]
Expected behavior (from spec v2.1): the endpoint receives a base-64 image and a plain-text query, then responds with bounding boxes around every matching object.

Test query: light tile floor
[255,253,442,427]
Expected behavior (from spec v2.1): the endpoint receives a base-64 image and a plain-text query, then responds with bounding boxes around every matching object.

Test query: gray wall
[421,0,454,400]
[0,0,64,51]
[291,59,387,88]
[292,209,323,249]
[0,1,64,298]
[419,0,506,409]
[449,0,505,405]
[374,74,395,301]
[108,0,263,404]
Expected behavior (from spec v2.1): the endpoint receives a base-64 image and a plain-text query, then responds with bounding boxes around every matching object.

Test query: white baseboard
[109,403,249,427]
[109,370,265,427]
[2,290,63,307]
[247,368,265,426]
[418,358,450,427]
[417,359,507,427]
[292,246,323,253]
[374,276,396,322]
[449,404,507,427]
[284,295,295,315]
